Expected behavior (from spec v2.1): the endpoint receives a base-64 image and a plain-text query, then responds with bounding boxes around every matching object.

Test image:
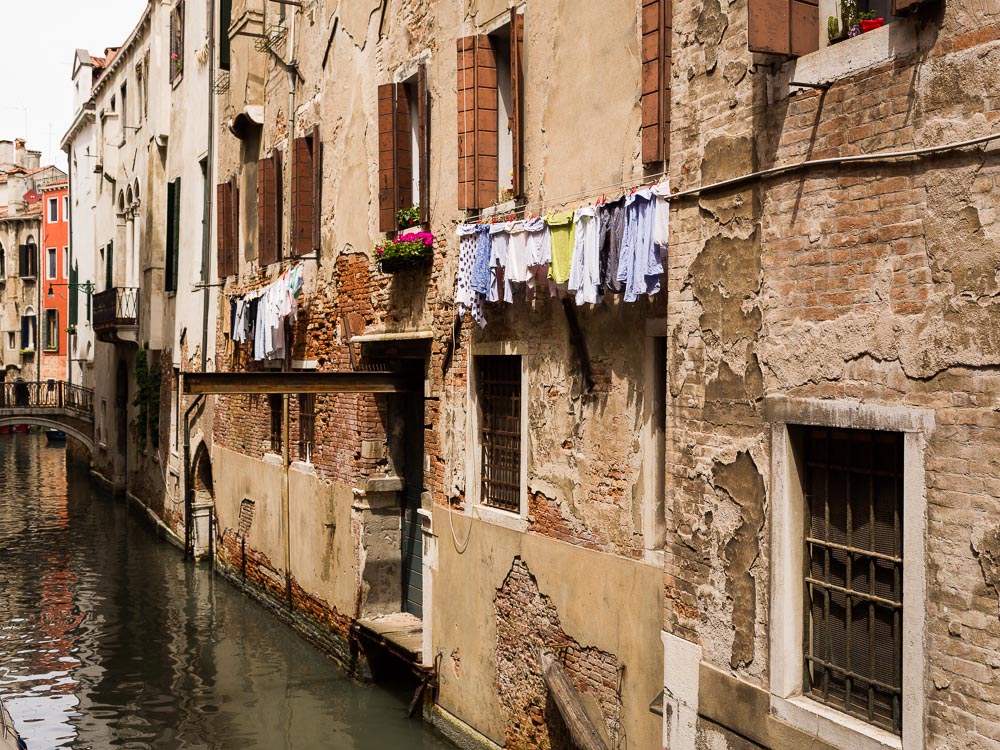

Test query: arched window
[117,191,126,216]
[0,241,6,279]
[21,305,36,351]
[133,179,140,204]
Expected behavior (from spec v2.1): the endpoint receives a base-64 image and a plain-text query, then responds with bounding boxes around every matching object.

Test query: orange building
[40,177,68,380]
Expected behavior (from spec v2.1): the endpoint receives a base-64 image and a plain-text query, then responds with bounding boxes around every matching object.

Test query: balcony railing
[93,287,139,341]
[0,380,94,417]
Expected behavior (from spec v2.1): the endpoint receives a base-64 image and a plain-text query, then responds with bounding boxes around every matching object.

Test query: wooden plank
[539,651,610,750]
[183,371,409,395]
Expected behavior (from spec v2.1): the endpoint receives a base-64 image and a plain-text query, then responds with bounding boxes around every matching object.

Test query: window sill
[469,502,528,533]
[771,694,902,750]
[778,20,922,97]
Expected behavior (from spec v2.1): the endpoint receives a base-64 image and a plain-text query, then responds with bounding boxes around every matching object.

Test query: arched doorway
[190,442,215,560]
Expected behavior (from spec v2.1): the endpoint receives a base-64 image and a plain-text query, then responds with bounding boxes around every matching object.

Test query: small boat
[44,429,67,444]
[0,697,26,750]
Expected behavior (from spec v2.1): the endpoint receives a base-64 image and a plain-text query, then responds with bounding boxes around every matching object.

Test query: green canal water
[0,433,453,749]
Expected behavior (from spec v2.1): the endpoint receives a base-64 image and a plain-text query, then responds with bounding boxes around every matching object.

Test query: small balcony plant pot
[860,18,885,32]
[376,231,435,275]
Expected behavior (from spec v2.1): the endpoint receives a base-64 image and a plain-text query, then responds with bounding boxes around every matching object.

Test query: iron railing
[93,287,140,332]
[0,380,94,418]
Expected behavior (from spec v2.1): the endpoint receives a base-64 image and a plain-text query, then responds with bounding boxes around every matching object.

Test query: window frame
[43,309,59,352]
[767,396,931,750]
[48,197,59,223]
[466,344,529,530]
[46,247,58,280]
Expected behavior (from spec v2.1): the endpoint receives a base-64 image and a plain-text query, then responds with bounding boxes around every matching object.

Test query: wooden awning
[183,371,409,395]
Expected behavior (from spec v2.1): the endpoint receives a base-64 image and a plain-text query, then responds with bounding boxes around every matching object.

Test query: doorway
[400,360,425,618]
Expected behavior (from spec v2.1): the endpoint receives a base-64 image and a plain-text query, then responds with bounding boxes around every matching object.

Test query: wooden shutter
[69,262,79,326]
[229,175,240,277]
[171,178,180,289]
[457,35,498,211]
[510,8,524,198]
[258,151,281,265]
[378,83,398,232]
[291,135,314,256]
[417,64,430,223]
[311,127,322,254]
[216,182,230,277]
[641,0,672,165]
[748,0,818,57]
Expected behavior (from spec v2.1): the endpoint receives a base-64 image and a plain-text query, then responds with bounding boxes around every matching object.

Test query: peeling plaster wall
[668,0,1000,747]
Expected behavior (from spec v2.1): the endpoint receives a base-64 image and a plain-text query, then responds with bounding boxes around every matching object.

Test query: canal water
[0,434,452,750]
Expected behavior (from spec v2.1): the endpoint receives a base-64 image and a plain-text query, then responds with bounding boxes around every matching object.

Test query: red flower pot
[860,18,885,32]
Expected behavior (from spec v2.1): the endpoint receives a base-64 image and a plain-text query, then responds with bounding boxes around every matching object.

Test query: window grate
[298,393,315,462]
[804,427,903,735]
[477,355,521,513]
[269,394,283,453]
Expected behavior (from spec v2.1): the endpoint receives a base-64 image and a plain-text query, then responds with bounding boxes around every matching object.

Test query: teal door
[400,364,424,618]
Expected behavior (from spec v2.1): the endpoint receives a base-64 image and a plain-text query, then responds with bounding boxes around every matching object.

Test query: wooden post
[539,651,610,750]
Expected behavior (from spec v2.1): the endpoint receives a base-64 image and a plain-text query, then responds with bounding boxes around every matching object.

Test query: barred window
[804,427,903,735]
[298,393,315,463]
[475,355,522,513]
[268,394,283,453]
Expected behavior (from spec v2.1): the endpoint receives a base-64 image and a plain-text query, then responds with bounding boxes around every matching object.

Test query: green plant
[840,0,859,28]
[828,15,841,41]
[859,9,878,19]
[133,349,162,451]
[396,205,421,229]
[375,231,435,273]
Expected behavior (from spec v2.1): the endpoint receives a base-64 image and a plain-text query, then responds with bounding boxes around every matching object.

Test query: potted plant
[396,205,421,230]
[859,10,885,32]
[376,231,435,273]
[827,16,845,44]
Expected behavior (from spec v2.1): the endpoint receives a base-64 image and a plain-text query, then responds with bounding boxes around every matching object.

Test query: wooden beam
[183,371,409,395]
[539,651,611,750]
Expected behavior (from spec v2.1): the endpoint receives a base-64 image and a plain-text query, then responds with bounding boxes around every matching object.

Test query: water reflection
[0,434,451,749]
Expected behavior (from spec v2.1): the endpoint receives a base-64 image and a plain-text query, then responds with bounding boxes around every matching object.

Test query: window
[19,242,37,279]
[641,0,672,165]
[46,248,57,280]
[170,1,185,84]
[257,150,283,265]
[0,243,5,278]
[291,129,321,256]
[120,81,128,131]
[104,240,114,290]
[48,197,59,223]
[63,197,68,221]
[69,262,79,327]
[475,355,522,512]
[269,394,283,453]
[298,393,315,462]
[748,0,920,57]
[20,309,36,351]
[457,8,524,210]
[216,177,239,278]
[165,178,181,292]
[7,332,14,350]
[63,247,69,278]
[43,310,59,352]
[219,0,233,71]
[377,66,430,232]
[802,427,903,734]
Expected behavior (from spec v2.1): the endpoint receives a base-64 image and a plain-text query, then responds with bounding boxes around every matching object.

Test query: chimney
[14,139,26,168]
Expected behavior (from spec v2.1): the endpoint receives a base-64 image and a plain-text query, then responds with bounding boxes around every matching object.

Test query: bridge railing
[0,381,94,418]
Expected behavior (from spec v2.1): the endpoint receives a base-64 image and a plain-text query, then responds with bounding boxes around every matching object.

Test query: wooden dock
[355,612,424,666]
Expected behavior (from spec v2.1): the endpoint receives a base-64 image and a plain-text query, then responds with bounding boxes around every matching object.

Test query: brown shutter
[891,0,923,15]
[291,135,313,256]
[748,0,818,56]
[274,149,284,259]
[395,87,413,222]
[641,0,671,165]
[216,182,230,278]
[457,35,498,211]
[229,175,240,277]
[510,8,524,198]
[417,64,431,224]
[257,153,271,264]
[311,127,322,254]
[378,83,398,232]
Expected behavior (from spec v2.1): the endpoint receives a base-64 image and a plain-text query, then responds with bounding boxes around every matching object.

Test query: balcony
[93,287,139,344]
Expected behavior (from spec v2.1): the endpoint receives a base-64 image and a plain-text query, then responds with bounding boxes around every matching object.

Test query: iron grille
[804,427,903,735]
[298,393,316,462]
[477,355,521,512]
[269,394,283,453]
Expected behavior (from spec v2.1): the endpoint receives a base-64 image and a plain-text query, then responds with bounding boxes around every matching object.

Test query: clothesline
[462,171,669,223]
[455,183,670,327]
[226,264,306,361]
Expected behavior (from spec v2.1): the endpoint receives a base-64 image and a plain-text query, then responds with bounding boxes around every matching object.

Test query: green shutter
[219,0,232,70]
[166,179,180,292]
[69,262,79,326]
[172,178,181,290]
[105,240,114,290]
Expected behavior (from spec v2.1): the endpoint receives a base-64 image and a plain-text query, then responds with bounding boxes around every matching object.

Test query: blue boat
[44,429,67,444]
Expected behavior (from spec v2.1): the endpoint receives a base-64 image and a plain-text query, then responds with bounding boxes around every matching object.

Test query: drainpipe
[183,391,204,559]
[201,0,216,374]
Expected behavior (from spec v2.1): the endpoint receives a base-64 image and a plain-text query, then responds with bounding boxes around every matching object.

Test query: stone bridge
[0,380,95,452]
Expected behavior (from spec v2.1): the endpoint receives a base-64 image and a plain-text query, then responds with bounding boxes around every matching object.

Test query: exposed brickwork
[495,558,622,750]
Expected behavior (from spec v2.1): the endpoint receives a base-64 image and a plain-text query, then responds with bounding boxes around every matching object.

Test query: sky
[0,1,147,171]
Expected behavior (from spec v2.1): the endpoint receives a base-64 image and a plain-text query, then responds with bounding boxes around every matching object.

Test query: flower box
[376,231,434,274]
[860,18,885,32]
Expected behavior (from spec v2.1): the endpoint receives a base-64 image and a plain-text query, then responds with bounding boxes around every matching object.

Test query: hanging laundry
[506,220,533,286]
[456,224,486,328]
[569,206,601,305]
[598,197,626,295]
[618,188,661,303]
[488,222,514,303]
[522,216,554,296]
[651,181,670,249]
[471,225,493,297]
[546,211,575,285]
